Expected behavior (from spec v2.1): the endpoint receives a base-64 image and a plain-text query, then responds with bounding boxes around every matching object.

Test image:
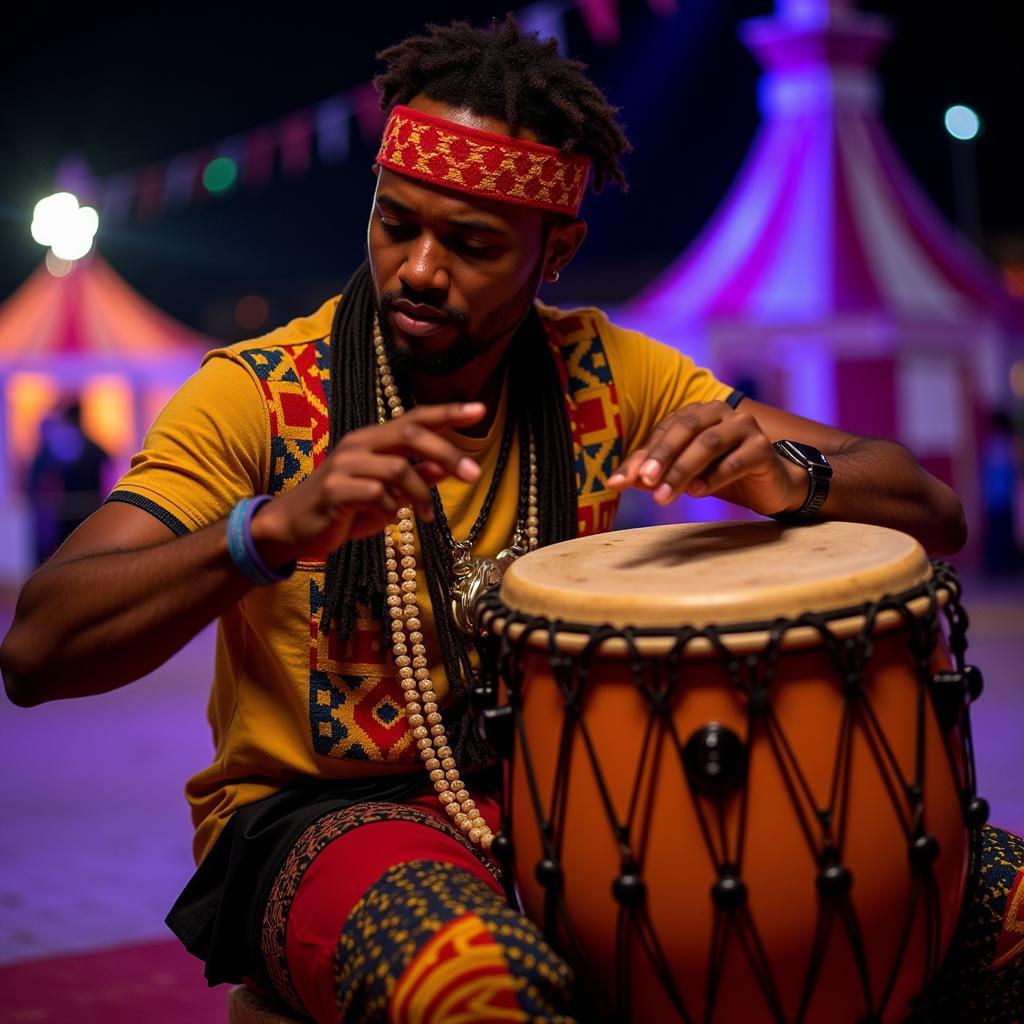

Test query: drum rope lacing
[476,562,987,1023]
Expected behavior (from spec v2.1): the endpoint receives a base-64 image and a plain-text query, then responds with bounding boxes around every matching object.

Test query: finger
[606,449,650,490]
[320,478,398,535]
[340,402,485,473]
[641,406,728,495]
[414,460,448,485]
[690,432,776,497]
[336,478,400,518]
[612,405,729,492]
[402,401,487,430]
[652,415,748,504]
[332,452,436,520]
[606,411,688,490]
[375,419,482,482]
[326,484,405,546]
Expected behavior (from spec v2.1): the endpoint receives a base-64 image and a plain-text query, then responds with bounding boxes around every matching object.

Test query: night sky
[3,1,1022,342]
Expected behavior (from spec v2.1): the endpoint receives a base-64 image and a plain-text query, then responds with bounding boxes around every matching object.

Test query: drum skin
[491,523,972,1024]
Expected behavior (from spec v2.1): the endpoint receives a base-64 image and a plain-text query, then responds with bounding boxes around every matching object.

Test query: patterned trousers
[259,794,576,1023]
[258,800,1023,1024]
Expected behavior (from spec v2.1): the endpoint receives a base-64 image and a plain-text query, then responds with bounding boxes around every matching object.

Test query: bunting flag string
[77,0,673,224]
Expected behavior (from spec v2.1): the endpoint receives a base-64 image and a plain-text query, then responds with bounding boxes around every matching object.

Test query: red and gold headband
[376,105,591,217]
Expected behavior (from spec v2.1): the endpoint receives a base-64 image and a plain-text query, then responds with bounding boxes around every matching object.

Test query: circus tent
[0,254,209,580]
[620,0,1024,543]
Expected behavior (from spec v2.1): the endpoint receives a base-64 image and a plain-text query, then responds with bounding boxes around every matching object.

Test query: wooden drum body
[479,522,986,1024]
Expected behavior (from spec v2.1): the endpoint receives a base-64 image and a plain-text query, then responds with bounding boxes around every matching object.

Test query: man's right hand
[250,401,486,565]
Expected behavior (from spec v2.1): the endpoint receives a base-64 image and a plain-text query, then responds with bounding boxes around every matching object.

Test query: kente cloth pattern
[907,825,1024,1022]
[543,312,623,537]
[259,801,498,1017]
[334,860,576,1023]
[238,314,622,766]
[376,105,591,217]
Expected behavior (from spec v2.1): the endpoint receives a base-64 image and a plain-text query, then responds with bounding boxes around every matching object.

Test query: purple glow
[617,0,1021,537]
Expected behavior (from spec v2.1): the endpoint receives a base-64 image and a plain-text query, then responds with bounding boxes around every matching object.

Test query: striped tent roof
[625,1,1024,335]
[0,254,210,364]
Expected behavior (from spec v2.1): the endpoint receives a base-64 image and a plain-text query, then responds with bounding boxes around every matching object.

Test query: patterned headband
[376,105,591,217]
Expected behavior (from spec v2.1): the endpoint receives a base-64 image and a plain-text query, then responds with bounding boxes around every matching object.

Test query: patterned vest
[234,308,624,764]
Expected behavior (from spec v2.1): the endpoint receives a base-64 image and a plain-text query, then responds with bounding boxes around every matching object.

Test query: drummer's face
[368,95,583,376]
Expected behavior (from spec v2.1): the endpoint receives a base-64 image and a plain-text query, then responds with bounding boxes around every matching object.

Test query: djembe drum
[476,521,987,1024]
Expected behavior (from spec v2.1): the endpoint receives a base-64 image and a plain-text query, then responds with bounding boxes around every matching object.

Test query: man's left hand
[606,400,806,516]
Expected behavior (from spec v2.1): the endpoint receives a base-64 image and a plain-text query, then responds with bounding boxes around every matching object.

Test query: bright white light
[30,191,99,261]
[31,192,78,246]
[944,105,980,141]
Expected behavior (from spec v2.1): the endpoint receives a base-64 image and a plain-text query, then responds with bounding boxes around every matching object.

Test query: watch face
[777,440,833,475]
[787,441,831,469]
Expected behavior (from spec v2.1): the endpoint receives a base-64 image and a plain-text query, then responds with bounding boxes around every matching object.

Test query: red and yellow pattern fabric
[389,913,527,1023]
[908,825,1024,1021]
[333,860,575,1022]
[108,298,733,862]
[377,105,591,216]
[993,864,1024,970]
[258,309,634,767]
[544,311,624,536]
[260,798,502,1018]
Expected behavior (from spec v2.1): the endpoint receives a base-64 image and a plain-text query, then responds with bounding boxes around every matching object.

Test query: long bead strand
[374,320,494,851]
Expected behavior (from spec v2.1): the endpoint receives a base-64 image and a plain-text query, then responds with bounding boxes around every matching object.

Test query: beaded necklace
[373,317,538,850]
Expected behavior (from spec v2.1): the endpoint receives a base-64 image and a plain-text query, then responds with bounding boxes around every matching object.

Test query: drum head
[499,521,931,629]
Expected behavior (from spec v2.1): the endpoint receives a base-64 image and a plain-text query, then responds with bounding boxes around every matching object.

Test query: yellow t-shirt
[110,298,733,862]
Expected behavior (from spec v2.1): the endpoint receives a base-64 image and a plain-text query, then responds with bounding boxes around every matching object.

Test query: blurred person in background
[981,410,1022,574]
[26,400,110,565]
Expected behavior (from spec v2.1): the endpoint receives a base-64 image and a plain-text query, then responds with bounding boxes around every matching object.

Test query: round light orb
[235,295,270,331]
[1011,360,1024,401]
[1003,265,1024,299]
[45,250,74,278]
[51,232,95,262]
[31,192,99,261]
[31,192,80,247]
[203,157,238,194]
[944,105,980,141]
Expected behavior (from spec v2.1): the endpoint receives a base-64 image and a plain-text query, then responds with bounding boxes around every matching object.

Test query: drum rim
[497,522,932,632]
[479,561,957,657]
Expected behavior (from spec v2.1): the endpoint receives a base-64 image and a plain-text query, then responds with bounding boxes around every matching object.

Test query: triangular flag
[577,0,620,45]
[279,111,313,180]
[164,152,199,210]
[245,128,277,191]
[315,95,351,165]
[135,164,166,221]
[100,172,135,223]
[353,82,386,146]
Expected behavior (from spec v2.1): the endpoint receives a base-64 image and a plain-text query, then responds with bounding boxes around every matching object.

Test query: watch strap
[770,440,831,521]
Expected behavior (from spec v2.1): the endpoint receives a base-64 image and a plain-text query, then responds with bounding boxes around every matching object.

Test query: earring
[548,269,560,283]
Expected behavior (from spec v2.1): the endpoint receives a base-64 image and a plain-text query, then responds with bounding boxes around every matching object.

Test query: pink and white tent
[620,0,1024,541]
[0,254,209,580]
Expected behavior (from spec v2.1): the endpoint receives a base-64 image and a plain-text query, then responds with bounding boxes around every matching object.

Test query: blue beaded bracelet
[227,495,296,586]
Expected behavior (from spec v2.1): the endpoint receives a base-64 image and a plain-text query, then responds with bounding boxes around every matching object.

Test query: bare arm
[1,402,487,707]
[1,505,249,705]
[608,398,966,555]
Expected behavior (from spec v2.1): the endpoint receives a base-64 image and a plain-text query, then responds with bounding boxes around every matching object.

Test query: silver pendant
[450,543,524,634]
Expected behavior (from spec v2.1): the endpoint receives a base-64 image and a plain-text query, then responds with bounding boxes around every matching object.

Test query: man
[2,17,1017,1024]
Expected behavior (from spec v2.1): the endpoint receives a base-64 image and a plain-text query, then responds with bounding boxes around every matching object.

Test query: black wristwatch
[770,440,833,520]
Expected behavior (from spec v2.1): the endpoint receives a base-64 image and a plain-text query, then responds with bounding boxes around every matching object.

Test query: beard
[377,255,544,377]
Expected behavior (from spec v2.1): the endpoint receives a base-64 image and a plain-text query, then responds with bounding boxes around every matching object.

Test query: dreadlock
[323,18,629,764]
[374,16,631,193]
